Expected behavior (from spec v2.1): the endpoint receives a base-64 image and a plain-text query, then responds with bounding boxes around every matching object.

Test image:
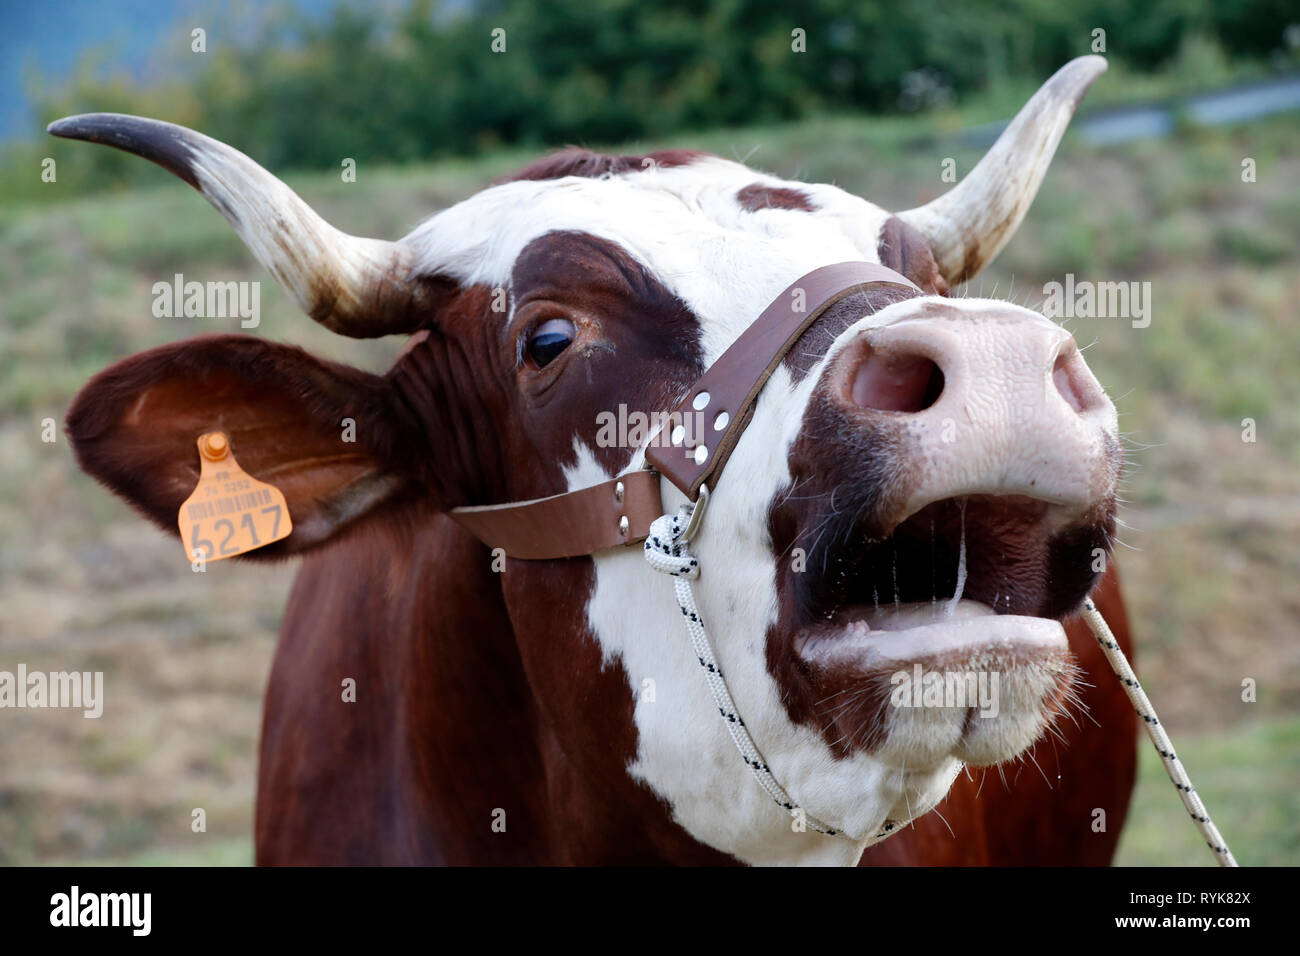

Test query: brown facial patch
[877,216,950,296]
[502,148,709,183]
[383,237,702,511]
[503,230,705,478]
[388,232,704,503]
[736,183,817,212]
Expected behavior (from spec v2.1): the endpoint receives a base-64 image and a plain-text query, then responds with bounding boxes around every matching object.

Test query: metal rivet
[713,411,729,431]
[671,424,686,445]
[693,444,709,466]
[615,480,625,502]
[619,515,630,536]
[692,390,711,411]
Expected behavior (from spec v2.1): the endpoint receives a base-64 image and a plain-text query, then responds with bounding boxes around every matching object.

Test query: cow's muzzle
[827,304,1119,527]
[777,303,1121,768]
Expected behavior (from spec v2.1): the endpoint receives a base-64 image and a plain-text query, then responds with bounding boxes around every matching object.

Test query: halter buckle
[680,483,709,545]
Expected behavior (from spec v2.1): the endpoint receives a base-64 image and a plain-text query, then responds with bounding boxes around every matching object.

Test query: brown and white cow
[53,55,1135,865]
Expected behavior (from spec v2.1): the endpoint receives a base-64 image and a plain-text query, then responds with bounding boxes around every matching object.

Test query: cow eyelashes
[525,317,576,368]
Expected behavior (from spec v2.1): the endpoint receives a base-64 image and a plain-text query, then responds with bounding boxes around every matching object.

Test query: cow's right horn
[48,113,432,338]
[896,56,1106,285]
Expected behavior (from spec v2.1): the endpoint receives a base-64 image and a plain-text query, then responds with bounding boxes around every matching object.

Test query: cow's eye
[526,318,575,368]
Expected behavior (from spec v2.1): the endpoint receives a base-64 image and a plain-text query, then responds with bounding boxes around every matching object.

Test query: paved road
[961,73,1300,148]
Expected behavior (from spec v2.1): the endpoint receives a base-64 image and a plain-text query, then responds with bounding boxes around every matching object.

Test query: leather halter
[449,262,921,559]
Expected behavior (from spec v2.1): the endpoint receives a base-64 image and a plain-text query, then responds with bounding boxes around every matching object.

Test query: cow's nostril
[1052,351,1103,414]
[850,348,944,413]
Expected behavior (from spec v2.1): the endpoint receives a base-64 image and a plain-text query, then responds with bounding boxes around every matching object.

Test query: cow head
[56,57,1118,864]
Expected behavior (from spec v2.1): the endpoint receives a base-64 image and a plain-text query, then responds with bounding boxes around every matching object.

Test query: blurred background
[0,0,1296,865]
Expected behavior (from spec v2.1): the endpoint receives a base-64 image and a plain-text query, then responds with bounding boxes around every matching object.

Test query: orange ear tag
[178,431,293,563]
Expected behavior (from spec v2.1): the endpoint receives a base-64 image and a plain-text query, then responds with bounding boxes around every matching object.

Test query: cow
[52,55,1135,866]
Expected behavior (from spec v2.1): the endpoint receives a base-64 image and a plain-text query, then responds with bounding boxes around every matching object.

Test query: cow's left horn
[897,56,1106,285]
[48,113,431,337]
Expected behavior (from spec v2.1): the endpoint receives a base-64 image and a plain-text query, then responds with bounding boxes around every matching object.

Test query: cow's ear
[877,216,951,296]
[66,335,425,559]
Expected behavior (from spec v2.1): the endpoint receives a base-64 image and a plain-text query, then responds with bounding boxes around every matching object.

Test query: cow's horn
[897,56,1106,285]
[48,113,430,337]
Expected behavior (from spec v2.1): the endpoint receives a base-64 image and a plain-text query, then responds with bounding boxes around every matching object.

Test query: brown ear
[66,335,424,558]
[877,216,951,296]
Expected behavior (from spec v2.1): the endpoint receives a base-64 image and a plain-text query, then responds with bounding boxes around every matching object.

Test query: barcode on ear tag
[178,431,293,563]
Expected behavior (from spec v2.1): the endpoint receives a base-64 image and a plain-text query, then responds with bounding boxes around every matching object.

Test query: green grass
[52,837,253,867]
[1116,717,1300,867]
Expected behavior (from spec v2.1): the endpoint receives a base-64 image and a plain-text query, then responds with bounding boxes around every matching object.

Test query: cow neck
[449,262,921,560]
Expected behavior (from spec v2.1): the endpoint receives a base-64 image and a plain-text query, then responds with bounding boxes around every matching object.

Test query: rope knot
[643,511,700,579]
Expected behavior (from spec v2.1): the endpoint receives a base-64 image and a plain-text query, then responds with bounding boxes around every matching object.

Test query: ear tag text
[178,431,292,562]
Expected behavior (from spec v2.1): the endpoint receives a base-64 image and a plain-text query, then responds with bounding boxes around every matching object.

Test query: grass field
[1,97,1296,866]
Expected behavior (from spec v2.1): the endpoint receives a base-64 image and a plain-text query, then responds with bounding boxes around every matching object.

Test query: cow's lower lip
[796,599,1068,667]
[792,598,1076,767]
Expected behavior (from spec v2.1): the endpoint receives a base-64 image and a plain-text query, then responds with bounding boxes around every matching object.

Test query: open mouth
[783,493,1111,764]
[795,493,1111,656]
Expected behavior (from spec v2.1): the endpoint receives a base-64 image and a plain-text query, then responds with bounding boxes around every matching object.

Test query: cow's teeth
[860,599,994,633]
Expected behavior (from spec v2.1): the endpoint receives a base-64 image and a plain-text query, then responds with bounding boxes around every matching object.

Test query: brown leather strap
[645,261,919,498]
[449,261,919,558]
[448,470,663,560]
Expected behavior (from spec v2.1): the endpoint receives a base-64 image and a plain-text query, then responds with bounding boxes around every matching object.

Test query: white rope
[1080,598,1238,867]
[644,507,903,843]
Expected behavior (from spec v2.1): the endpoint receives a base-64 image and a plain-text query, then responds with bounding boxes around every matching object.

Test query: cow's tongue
[811,599,1068,664]
[857,599,993,632]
